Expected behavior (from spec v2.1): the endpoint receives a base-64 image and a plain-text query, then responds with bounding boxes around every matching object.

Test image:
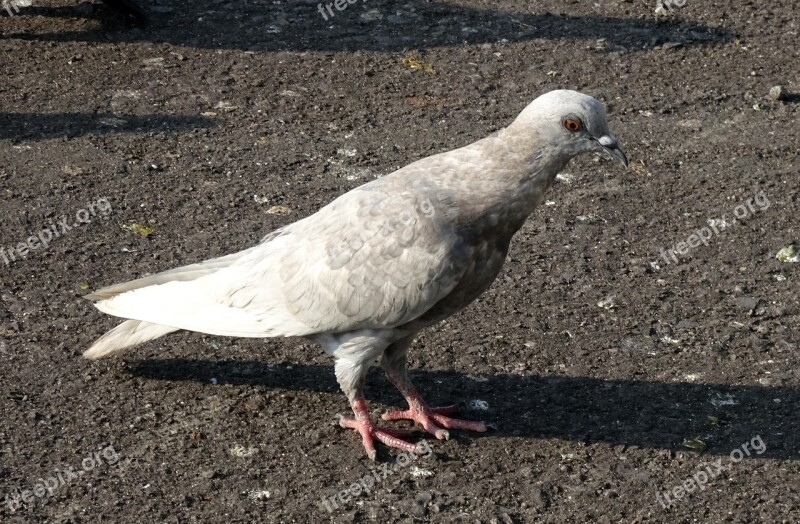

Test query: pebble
[266,205,292,215]
[468,399,490,411]
[776,245,799,263]
[597,295,616,309]
[410,466,434,478]
[247,489,270,501]
[769,85,789,101]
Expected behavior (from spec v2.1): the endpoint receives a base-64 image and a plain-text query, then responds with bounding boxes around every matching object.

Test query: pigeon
[84,90,627,459]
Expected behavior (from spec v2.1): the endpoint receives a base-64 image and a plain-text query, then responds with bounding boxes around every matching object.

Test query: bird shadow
[128,358,799,461]
[3,1,146,25]
[0,112,214,141]
[3,0,734,53]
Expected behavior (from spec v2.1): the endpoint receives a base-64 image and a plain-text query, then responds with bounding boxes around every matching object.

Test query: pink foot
[339,399,428,460]
[382,403,488,440]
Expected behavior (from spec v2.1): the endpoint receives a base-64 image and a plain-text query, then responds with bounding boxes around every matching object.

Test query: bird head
[512,90,628,168]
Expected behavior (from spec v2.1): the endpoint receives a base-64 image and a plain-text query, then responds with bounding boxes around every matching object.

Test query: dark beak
[597,135,628,168]
[604,143,628,168]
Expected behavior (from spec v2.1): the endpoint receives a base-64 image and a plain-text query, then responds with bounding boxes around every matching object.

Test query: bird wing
[93,183,470,338]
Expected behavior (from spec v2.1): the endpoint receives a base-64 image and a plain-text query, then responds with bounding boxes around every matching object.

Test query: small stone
[229,445,259,457]
[266,205,292,215]
[682,437,707,451]
[410,466,434,478]
[360,9,382,21]
[577,214,603,224]
[248,489,270,501]
[776,245,799,263]
[769,85,789,101]
[555,173,575,184]
[468,399,490,411]
[597,295,616,309]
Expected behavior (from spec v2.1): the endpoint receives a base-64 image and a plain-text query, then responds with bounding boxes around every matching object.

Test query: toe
[338,414,420,457]
[431,414,488,433]
[381,409,412,422]
[338,414,358,430]
[373,430,420,454]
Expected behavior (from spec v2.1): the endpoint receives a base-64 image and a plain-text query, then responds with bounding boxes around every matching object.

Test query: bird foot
[338,414,428,460]
[382,402,488,440]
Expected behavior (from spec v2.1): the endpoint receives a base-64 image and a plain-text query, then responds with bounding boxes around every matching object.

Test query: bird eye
[564,119,582,132]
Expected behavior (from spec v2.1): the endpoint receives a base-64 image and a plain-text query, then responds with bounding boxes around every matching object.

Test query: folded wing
[90,184,468,338]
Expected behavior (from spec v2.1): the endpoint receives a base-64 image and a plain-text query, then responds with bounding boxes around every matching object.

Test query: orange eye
[564,119,582,132]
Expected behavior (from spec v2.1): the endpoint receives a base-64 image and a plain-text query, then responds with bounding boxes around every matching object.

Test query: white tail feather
[84,320,178,359]
[85,239,311,356]
[92,278,309,338]
[86,248,255,301]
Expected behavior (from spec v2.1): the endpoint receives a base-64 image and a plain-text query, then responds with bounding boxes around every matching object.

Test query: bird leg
[333,346,426,460]
[381,340,488,440]
[337,397,425,460]
[381,373,488,439]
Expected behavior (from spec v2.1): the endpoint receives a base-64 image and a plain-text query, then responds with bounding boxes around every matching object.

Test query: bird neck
[456,129,570,241]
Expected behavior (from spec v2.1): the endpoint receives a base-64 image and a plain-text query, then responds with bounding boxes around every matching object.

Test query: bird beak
[597,135,628,168]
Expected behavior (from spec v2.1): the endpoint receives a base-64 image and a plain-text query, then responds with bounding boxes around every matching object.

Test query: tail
[86,248,255,301]
[84,247,260,359]
[84,240,313,358]
[83,319,178,359]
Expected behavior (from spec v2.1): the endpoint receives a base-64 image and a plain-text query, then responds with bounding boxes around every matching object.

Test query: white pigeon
[85,90,628,459]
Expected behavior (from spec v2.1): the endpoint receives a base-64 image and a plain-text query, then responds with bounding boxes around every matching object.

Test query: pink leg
[382,380,488,440]
[338,397,429,460]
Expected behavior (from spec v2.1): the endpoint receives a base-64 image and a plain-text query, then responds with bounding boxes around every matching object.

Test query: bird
[84,90,628,459]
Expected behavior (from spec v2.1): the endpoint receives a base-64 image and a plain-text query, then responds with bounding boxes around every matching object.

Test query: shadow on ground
[0,112,214,140]
[129,358,798,460]
[3,0,734,52]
